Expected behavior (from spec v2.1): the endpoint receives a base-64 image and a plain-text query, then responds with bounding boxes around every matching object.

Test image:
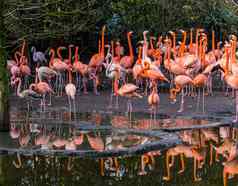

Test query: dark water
[1,111,237,186]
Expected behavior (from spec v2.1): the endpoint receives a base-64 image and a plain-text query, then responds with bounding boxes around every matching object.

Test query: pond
[1,111,237,186]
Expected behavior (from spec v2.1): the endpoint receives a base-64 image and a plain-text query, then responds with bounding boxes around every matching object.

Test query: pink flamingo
[29,81,54,111]
[65,51,76,114]
[49,48,71,96]
[13,77,42,112]
[73,46,89,94]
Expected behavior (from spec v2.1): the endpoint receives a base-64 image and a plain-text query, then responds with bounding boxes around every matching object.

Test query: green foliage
[2,0,238,48]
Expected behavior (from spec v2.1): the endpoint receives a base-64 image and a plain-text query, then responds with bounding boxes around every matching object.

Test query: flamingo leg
[115,95,119,109]
[233,90,238,123]
[196,88,201,112]
[223,169,228,186]
[163,152,171,181]
[13,153,22,169]
[73,99,76,120]
[202,87,205,113]
[178,88,185,112]
[68,96,72,114]
[209,142,213,166]
[67,157,74,171]
[178,153,185,174]
[82,76,88,95]
[194,158,201,181]
[43,94,46,112]
[100,158,105,176]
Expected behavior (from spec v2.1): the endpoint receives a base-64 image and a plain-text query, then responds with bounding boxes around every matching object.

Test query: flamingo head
[179,29,184,33]
[137,40,144,47]
[115,40,120,45]
[168,31,175,36]
[143,30,149,36]
[31,46,35,53]
[229,34,236,40]
[150,36,156,41]
[29,83,36,91]
[69,44,74,48]
[128,31,133,35]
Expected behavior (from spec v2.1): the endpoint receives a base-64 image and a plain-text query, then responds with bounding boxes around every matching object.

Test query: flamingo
[170,75,193,112]
[73,46,89,94]
[120,31,134,69]
[31,46,47,65]
[222,43,238,122]
[13,77,42,112]
[89,26,106,95]
[148,81,160,120]
[65,62,76,115]
[29,81,54,111]
[114,68,142,120]
[49,48,71,96]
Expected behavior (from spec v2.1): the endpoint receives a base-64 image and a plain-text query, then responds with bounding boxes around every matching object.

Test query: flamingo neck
[167,44,171,64]
[21,40,26,56]
[68,46,72,65]
[101,26,105,58]
[190,29,193,48]
[14,51,21,66]
[35,68,39,83]
[98,39,101,54]
[181,32,187,57]
[172,34,176,55]
[74,47,79,64]
[49,49,55,68]
[225,47,230,76]
[195,30,199,57]
[57,47,63,60]
[111,41,114,58]
[138,47,142,63]
[150,37,154,50]
[212,31,215,52]
[68,70,72,83]
[128,33,134,60]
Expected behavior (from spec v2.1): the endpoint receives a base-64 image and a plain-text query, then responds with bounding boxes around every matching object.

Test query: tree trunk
[0,1,10,131]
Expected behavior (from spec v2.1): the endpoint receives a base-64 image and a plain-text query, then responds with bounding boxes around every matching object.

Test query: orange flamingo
[120,31,134,69]
[148,81,160,120]
[223,43,238,122]
[73,46,89,94]
[89,26,106,95]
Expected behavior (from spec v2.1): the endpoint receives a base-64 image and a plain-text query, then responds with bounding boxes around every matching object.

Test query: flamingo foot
[177,108,184,113]
[163,176,170,181]
[194,176,202,182]
[178,169,184,174]
[138,171,147,175]
[83,91,88,95]
[232,118,238,123]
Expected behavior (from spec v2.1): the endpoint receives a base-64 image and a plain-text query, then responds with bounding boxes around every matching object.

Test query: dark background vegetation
[2,0,238,58]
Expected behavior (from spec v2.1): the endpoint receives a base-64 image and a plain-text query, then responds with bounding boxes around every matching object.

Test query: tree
[0,0,9,131]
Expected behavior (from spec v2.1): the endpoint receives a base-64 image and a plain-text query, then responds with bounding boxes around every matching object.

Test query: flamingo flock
[8,27,238,122]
